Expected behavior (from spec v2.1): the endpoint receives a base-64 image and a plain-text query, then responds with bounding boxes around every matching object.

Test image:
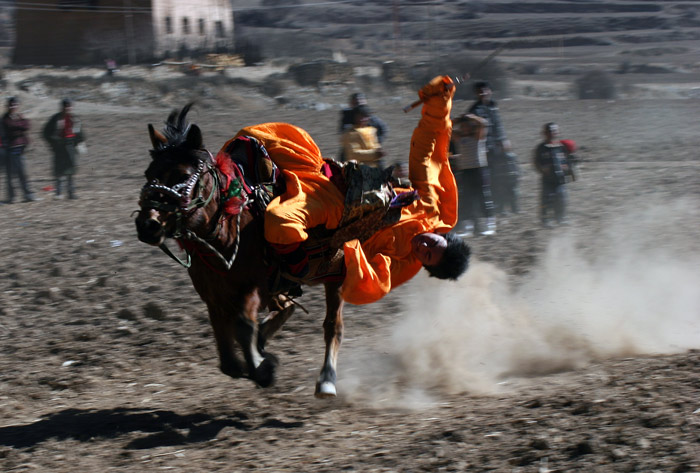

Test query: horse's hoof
[253,355,278,388]
[314,381,337,398]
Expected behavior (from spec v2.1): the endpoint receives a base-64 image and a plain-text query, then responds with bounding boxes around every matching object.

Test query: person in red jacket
[43,98,85,200]
[2,97,36,203]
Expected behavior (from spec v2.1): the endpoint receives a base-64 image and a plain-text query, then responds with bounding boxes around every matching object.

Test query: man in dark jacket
[2,97,36,203]
[0,115,4,197]
[43,98,85,199]
[467,81,514,215]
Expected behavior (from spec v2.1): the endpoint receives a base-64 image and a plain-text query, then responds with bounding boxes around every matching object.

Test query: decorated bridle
[139,149,250,271]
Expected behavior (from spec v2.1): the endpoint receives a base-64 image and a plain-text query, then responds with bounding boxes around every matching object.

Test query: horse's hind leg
[316,281,344,398]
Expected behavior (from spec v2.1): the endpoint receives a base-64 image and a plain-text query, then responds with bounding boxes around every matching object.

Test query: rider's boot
[271,242,309,278]
[269,242,308,297]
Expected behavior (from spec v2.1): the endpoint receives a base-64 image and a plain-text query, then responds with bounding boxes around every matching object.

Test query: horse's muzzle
[135,210,165,246]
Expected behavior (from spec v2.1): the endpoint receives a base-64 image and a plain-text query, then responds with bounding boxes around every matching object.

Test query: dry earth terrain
[1,1,700,472]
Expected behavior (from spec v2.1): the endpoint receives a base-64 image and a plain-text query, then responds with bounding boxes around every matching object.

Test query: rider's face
[411,232,447,266]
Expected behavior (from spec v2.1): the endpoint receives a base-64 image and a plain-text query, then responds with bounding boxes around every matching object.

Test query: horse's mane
[162,103,193,146]
[149,103,199,161]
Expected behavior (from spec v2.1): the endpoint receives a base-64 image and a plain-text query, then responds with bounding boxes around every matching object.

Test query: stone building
[13,0,234,65]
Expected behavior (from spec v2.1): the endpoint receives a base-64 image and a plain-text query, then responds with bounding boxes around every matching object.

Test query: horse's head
[135,104,217,246]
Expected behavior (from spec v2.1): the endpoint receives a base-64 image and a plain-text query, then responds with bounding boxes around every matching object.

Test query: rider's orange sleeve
[341,212,428,305]
[341,224,423,305]
[341,239,394,304]
[410,75,458,232]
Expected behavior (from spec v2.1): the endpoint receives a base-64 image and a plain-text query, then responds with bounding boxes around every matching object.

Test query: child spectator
[533,122,574,226]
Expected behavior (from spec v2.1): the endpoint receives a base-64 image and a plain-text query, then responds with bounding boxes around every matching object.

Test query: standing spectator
[43,99,85,200]
[0,113,4,199]
[2,97,37,203]
[339,92,388,160]
[341,105,385,168]
[105,58,118,77]
[467,81,512,215]
[533,122,573,227]
[449,113,495,237]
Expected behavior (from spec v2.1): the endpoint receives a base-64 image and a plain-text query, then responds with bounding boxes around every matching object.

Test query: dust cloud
[340,199,700,406]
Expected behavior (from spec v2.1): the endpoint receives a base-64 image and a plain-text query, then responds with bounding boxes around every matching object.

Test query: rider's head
[412,232,470,280]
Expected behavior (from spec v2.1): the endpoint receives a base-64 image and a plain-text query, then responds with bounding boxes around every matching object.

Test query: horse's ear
[148,124,167,151]
[186,124,203,150]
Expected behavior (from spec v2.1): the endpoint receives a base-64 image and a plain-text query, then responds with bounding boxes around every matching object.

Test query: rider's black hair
[423,233,470,281]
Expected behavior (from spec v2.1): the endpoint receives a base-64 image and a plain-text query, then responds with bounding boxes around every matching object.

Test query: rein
[139,151,250,271]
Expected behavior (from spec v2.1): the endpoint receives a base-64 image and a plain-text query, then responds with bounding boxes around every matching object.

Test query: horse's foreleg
[208,306,245,379]
[258,294,296,353]
[233,289,278,388]
[316,281,344,398]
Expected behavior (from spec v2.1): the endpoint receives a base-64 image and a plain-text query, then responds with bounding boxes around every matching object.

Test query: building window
[215,21,225,38]
[198,18,205,35]
[165,16,172,34]
[182,17,190,35]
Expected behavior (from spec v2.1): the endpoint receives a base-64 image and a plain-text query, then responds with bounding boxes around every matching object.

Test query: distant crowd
[2,80,578,234]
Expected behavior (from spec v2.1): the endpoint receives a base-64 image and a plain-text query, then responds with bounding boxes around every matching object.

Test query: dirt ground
[1,64,699,472]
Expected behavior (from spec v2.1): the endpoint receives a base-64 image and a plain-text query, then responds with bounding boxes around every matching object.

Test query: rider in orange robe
[223,76,466,305]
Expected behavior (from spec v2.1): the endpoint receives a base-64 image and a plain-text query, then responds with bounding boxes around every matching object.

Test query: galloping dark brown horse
[134,105,344,397]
